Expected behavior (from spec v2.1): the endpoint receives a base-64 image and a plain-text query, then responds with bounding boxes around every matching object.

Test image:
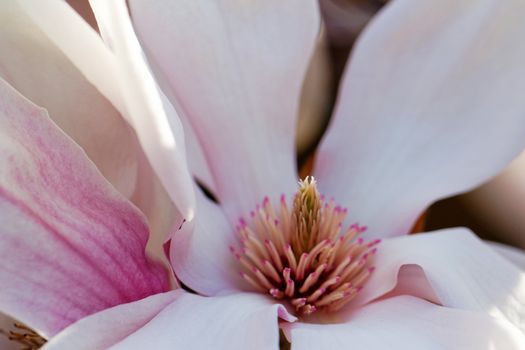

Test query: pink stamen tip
[360,226,368,232]
[284,267,291,273]
[280,194,286,202]
[370,248,378,255]
[229,246,235,253]
[274,219,279,225]
[342,208,348,213]
[357,237,364,244]
[288,279,293,284]
[250,211,255,217]
[335,276,341,283]
[368,266,376,273]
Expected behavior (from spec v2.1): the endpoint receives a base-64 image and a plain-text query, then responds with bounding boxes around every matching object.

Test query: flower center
[231,176,379,316]
[0,323,46,349]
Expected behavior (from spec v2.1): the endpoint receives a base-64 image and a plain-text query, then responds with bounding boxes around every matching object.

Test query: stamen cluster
[0,323,46,350]
[231,177,379,316]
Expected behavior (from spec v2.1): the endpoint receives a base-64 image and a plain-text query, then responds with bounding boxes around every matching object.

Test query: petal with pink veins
[315,0,525,238]
[43,292,178,350]
[7,0,183,262]
[0,78,169,337]
[109,292,294,350]
[352,229,525,333]
[129,0,320,222]
[30,0,196,222]
[1,0,139,199]
[283,296,525,350]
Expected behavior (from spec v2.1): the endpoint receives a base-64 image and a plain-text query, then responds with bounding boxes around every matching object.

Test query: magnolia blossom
[2,0,525,350]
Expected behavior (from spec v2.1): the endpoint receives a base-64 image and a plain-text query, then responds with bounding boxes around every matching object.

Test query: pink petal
[0,78,169,336]
[1,1,139,199]
[283,296,525,350]
[31,0,196,222]
[43,292,178,350]
[352,229,525,333]
[10,0,184,260]
[129,0,320,221]
[109,292,294,350]
[170,190,245,296]
[315,0,525,238]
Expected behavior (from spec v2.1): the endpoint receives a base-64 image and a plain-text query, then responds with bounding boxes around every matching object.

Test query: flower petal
[1,0,138,199]
[24,0,195,221]
[170,190,245,296]
[0,78,169,336]
[91,0,196,222]
[353,229,525,333]
[129,0,320,220]
[283,296,525,350]
[109,292,293,350]
[315,0,525,238]
[488,241,525,271]
[9,0,184,261]
[43,292,178,350]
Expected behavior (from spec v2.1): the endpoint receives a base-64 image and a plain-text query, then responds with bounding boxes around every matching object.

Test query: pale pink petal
[0,78,169,336]
[488,241,525,271]
[352,229,525,333]
[109,292,294,350]
[170,190,245,296]
[283,296,525,350]
[129,0,320,221]
[43,0,195,222]
[11,0,188,257]
[0,0,138,198]
[315,0,525,238]
[43,292,178,350]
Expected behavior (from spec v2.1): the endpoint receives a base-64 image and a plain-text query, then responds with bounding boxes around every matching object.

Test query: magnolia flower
[2,1,525,350]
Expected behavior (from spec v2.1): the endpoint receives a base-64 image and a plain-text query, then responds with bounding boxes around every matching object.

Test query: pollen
[231,176,379,316]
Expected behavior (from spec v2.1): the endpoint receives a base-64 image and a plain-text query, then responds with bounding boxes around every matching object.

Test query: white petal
[109,292,293,350]
[129,0,320,221]
[170,190,244,296]
[284,296,525,350]
[352,229,525,333]
[487,241,525,271]
[315,0,525,238]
